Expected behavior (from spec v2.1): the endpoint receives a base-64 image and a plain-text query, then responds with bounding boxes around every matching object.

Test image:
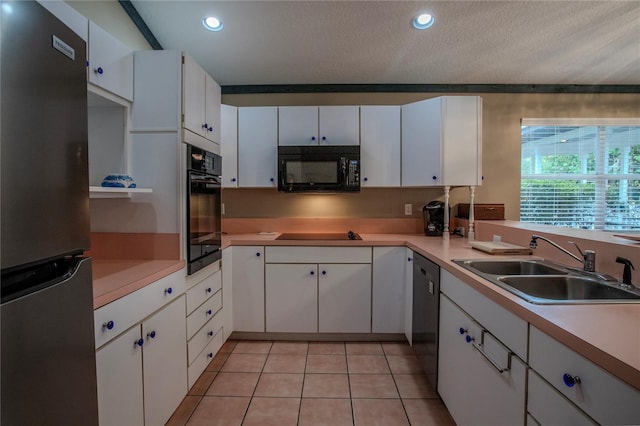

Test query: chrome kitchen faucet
[529,235,595,272]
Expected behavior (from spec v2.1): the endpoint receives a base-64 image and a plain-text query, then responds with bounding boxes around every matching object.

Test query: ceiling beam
[118,0,163,50]
[222,84,640,95]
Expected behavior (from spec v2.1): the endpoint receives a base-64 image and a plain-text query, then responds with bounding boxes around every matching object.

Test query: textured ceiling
[130,1,640,86]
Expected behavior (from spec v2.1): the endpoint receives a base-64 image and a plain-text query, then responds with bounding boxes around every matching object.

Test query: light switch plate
[404,204,412,215]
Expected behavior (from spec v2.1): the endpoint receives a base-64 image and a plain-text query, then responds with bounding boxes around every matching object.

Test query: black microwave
[278,145,360,193]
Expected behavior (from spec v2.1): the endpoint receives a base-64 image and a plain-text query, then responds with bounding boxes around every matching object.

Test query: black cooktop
[276,231,361,241]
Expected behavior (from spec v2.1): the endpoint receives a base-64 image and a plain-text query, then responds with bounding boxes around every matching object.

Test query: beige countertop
[92,259,185,310]
[224,232,640,390]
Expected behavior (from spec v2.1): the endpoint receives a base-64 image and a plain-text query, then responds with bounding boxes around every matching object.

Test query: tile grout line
[295,342,310,426]
[384,348,413,425]
[183,341,235,426]
[345,342,356,426]
[240,340,272,425]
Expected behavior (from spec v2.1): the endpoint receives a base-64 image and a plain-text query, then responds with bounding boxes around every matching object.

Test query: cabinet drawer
[186,269,221,315]
[188,311,223,365]
[94,270,186,349]
[529,326,640,425]
[188,330,223,389]
[187,290,222,338]
[440,269,527,359]
[528,369,596,426]
[265,246,372,264]
[438,294,526,425]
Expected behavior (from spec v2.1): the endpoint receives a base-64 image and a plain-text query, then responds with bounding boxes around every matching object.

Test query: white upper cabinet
[402,96,482,187]
[279,106,318,145]
[279,106,360,145]
[319,106,360,145]
[88,21,133,101]
[220,105,238,188]
[238,107,278,188]
[360,106,401,187]
[183,54,221,144]
[131,50,220,156]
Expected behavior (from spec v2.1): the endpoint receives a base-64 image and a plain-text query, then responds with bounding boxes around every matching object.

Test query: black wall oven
[186,144,222,275]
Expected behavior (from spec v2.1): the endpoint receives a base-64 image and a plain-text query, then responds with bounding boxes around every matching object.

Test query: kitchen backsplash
[221,187,474,218]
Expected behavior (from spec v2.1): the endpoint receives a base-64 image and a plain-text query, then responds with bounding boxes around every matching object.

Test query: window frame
[520,118,640,231]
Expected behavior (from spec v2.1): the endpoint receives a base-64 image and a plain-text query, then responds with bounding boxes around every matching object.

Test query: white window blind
[520,119,640,231]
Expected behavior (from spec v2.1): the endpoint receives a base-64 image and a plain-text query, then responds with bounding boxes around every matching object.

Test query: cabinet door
[319,106,360,145]
[441,96,482,186]
[318,263,371,333]
[182,54,207,138]
[438,295,526,426]
[142,296,188,426]
[88,21,133,101]
[232,246,265,332]
[401,99,442,186]
[238,107,278,187]
[279,106,318,145]
[95,326,144,426]
[265,264,318,332]
[221,104,239,188]
[372,247,405,333]
[205,74,221,143]
[360,106,401,187]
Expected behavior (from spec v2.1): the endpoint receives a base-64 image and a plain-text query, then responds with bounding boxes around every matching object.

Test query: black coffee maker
[423,201,448,236]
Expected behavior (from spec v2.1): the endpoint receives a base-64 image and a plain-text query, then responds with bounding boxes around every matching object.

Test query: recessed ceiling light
[412,13,435,30]
[203,16,223,32]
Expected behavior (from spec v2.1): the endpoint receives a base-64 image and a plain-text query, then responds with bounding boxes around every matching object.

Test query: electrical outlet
[493,234,502,242]
[221,203,225,215]
[404,204,412,215]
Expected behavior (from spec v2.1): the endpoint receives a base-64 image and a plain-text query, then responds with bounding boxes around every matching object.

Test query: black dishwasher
[412,252,440,389]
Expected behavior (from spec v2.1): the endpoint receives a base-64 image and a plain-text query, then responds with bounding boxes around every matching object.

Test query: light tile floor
[166,340,455,426]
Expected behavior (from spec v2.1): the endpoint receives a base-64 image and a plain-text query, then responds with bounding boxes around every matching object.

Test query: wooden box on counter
[457,204,505,220]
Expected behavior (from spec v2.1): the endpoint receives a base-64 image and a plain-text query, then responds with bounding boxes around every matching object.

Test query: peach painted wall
[222,92,640,222]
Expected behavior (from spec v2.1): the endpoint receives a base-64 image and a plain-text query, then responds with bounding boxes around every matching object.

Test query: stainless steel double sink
[453,259,640,304]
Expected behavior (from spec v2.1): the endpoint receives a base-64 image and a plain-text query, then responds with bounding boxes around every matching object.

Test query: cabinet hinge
[181,113,185,125]
[181,54,185,64]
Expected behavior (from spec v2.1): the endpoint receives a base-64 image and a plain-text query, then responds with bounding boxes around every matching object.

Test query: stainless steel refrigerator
[1,1,99,424]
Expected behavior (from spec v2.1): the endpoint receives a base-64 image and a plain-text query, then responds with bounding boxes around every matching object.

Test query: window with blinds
[520,119,640,231]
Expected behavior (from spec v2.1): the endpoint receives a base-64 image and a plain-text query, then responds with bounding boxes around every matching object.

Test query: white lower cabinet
[96,296,187,426]
[438,269,527,426]
[438,294,526,426]
[528,369,597,425]
[232,246,265,332]
[263,246,372,334]
[265,263,318,332]
[318,263,372,333]
[372,247,406,333]
[185,264,225,389]
[95,326,144,426]
[529,326,640,425]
